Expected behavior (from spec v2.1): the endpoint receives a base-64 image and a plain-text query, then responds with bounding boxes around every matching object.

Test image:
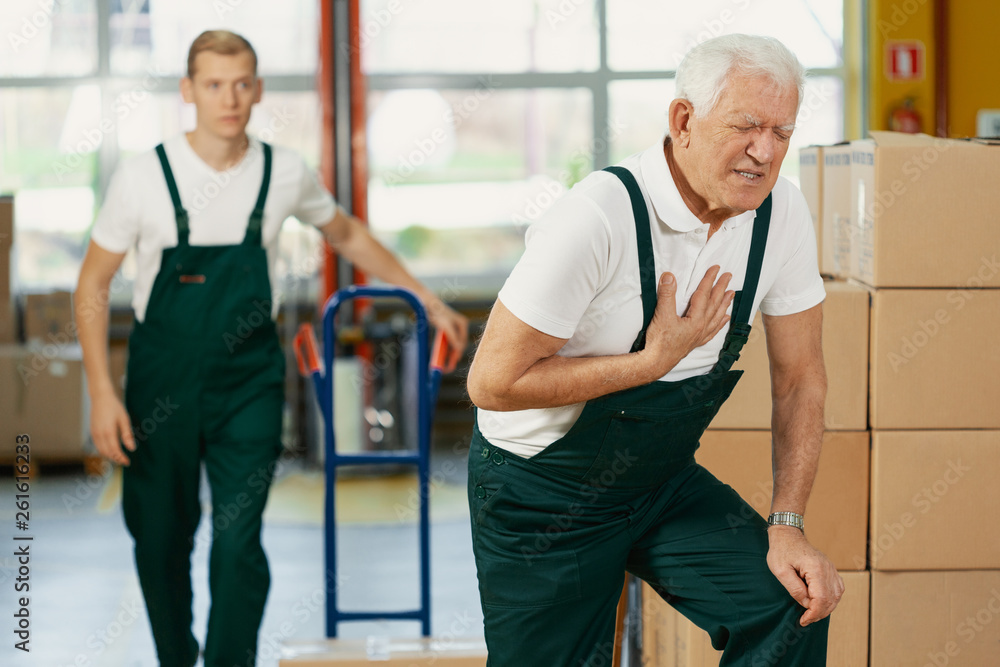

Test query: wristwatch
[767,511,804,532]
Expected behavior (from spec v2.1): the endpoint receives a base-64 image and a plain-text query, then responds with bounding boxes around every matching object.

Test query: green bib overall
[469,166,829,666]
[123,143,285,667]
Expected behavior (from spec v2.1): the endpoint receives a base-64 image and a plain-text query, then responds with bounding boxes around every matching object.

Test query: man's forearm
[75,278,115,399]
[471,347,670,412]
[326,216,434,302]
[769,371,826,515]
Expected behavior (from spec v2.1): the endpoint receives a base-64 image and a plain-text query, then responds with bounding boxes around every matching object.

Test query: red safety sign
[885,41,925,81]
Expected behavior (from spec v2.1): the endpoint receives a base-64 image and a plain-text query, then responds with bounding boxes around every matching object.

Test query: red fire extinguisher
[889,98,922,133]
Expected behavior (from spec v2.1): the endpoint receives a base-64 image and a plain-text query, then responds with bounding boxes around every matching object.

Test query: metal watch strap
[767,511,804,531]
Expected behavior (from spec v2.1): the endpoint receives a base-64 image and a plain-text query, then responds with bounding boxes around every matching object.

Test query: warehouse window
[362,0,847,297]
[0,0,320,294]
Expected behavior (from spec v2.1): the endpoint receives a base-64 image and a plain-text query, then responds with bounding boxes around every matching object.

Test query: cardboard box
[641,571,869,666]
[869,288,1000,429]
[0,344,90,461]
[799,146,823,269]
[871,571,1000,666]
[279,637,487,666]
[21,290,75,343]
[820,143,852,278]
[710,280,869,431]
[850,132,1000,287]
[870,430,1000,571]
[0,196,13,344]
[0,195,12,253]
[696,430,869,570]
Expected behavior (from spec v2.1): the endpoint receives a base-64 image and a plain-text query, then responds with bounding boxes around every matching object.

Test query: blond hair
[187,30,258,78]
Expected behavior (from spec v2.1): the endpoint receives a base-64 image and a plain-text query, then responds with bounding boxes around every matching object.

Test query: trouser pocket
[477,553,582,609]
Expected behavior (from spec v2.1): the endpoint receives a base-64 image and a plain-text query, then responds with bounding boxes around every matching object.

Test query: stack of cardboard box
[640,133,1000,665]
[851,132,1000,665]
[0,196,93,463]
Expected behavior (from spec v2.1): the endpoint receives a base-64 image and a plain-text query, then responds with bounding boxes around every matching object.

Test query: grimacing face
[181,50,261,141]
[682,74,799,216]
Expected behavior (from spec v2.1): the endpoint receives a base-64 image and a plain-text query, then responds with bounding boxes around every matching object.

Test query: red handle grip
[431,330,449,372]
[293,323,322,376]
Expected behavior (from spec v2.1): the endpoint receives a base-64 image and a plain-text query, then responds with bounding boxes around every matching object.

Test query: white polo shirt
[91,135,338,322]
[478,141,825,458]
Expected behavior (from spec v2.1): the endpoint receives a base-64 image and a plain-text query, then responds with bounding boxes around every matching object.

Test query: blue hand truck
[294,285,448,638]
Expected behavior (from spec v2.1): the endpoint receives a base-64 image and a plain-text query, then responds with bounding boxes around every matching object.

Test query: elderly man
[467,34,843,666]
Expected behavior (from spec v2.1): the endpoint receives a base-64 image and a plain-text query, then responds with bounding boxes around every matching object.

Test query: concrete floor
[0,451,483,667]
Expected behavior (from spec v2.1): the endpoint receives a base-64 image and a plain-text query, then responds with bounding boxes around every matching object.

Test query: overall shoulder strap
[715,193,773,373]
[731,193,772,326]
[602,166,656,353]
[244,142,272,246]
[155,143,190,245]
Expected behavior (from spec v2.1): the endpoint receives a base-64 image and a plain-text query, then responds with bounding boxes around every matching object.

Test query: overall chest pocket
[580,371,744,489]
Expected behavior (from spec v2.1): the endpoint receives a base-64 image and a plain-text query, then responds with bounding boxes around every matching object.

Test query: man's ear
[668,99,695,148]
[180,77,194,104]
[253,77,263,104]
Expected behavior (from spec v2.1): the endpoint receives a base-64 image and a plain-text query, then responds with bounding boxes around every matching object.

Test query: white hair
[675,34,805,117]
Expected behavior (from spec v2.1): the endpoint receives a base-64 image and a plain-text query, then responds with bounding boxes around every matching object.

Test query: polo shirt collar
[638,138,757,233]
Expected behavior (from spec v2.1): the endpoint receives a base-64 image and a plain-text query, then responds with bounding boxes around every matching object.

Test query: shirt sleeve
[292,158,338,227]
[498,193,613,339]
[759,183,826,317]
[90,163,140,254]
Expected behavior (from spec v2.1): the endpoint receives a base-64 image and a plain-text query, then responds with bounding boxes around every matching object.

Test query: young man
[467,35,842,665]
[75,30,467,667]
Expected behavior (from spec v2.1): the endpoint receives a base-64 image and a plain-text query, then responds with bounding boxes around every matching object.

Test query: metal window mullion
[332,0,355,293]
[97,0,114,200]
[593,0,609,170]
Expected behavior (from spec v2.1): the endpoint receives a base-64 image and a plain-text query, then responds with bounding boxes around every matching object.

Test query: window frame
[365,0,850,183]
